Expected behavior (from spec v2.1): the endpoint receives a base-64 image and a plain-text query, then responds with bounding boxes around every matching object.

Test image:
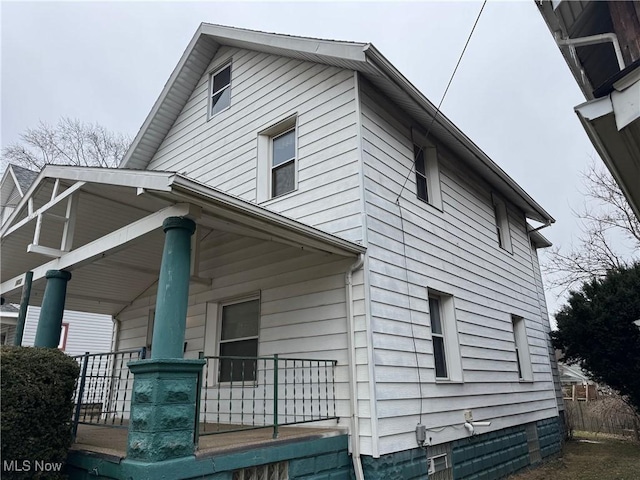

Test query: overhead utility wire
[395,0,487,426]
[396,0,488,203]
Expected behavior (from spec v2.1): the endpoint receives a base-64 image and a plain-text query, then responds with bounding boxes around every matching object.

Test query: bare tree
[543,161,640,293]
[1,117,131,171]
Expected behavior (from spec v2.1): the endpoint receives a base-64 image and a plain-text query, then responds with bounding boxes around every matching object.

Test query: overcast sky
[1,1,601,317]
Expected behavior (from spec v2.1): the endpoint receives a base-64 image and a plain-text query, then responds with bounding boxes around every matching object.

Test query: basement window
[233,461,288,480]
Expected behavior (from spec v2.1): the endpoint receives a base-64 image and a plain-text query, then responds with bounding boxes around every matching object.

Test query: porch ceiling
[0,167,365,316]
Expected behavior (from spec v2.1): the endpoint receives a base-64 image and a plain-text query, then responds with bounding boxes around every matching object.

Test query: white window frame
[216,296,261,384]
[208,63,232,118]
[428,453,448,475]
[492,194,513,252]
[257,115,298,203]
[511,315,533,381]
[412,142,442,210]
[427,290,463,383]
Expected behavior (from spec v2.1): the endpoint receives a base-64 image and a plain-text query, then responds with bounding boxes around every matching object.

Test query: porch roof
[0,166,365,316]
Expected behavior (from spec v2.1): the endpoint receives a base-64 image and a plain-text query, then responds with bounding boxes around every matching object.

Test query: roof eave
[363,45,555,224]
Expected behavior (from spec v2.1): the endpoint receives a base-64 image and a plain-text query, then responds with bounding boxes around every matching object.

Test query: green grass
[507,432,640,480]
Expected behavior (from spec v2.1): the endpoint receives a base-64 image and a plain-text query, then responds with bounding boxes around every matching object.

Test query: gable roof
[10,164,39,195]
[120,24,554,224]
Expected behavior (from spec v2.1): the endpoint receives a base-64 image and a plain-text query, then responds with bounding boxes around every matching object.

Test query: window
[429,297,448,379]
[492,195,512,252]
[428,453,448,475]
[511,315,533,381]
[415,145,429,202]
[219,299,260,382]
[256,115,298,202]
[271,128,296,198]
[209,64,231,117]
[428,291,463,382]
[413,144,442,209]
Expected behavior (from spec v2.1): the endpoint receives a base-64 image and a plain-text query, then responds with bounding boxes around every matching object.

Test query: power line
[395,0,488,427]
[396,0,488,203]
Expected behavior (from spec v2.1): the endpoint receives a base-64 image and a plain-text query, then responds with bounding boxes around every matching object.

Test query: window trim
[511,314,533,382]
[427,289,463,383]
[257,114,298,203]
[413,143,442,210]
[270,127,297,198]
[208,63,232,119]
[216,296,261,385]
[492,195,513,253]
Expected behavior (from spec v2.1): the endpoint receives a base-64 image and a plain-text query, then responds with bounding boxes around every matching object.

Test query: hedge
[1,346,80,479]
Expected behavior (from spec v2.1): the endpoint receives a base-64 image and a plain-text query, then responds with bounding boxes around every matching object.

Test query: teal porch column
[151,216,196,360]
[34,270,71,348]
[126,216,205,463]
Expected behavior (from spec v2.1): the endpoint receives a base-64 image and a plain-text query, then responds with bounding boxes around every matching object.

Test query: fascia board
[171,175,366,257]
[575,102,640,222]
[119,24,210,169]
[200,23,368,63]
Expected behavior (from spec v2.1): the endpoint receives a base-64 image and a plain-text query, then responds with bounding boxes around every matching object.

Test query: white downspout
[346,253,365,480]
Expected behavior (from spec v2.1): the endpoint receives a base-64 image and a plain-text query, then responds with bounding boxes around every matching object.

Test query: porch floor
[72,423,347,461]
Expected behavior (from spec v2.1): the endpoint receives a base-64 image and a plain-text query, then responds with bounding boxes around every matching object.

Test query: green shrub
[1,346,80,479]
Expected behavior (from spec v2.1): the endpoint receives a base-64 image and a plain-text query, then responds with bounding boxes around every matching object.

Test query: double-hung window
[257,115,298,202]
[210,64,231,117]
[271,128,296,198]
[429,296,448,379]
[428,290,463,382]
[413,143,442,209]
[219,299,260,383]
[492,195,512,252]
[415,145,429,202]
[511,315,533,381]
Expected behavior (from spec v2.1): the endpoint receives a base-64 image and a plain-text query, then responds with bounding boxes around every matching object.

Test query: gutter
[345,253,365,480]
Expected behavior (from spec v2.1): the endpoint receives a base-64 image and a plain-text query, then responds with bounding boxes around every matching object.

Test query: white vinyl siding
[147,46,363,243]
[359,78,557,454]
[20,307,113,356]
[115,232,362,437]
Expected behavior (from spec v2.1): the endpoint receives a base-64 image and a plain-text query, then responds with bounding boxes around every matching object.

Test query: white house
[0,25,563,480]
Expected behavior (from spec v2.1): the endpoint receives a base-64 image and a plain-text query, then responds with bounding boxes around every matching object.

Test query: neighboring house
[558,362,598,402]
[536,0,640,221]
[0,25,563,480]
[0,303,19,345]
[1,163,39,224]
[0,163,114,355]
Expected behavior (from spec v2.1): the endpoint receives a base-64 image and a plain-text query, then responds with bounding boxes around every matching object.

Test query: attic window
[210,64,231,117]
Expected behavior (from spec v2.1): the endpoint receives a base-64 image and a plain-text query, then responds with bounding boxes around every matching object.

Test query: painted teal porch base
[127,358,205,462]
[361,447,429,479]
[66,434,351,480]
[451,416,563,480]
[537,417,563,459]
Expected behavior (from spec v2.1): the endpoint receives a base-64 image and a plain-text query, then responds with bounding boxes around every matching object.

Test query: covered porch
[0,166,364,478]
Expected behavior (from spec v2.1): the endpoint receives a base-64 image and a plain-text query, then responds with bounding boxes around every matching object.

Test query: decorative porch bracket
[0,203,202,297]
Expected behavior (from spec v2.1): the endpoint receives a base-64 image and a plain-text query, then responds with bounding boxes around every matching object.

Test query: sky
[0,0,601,318]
